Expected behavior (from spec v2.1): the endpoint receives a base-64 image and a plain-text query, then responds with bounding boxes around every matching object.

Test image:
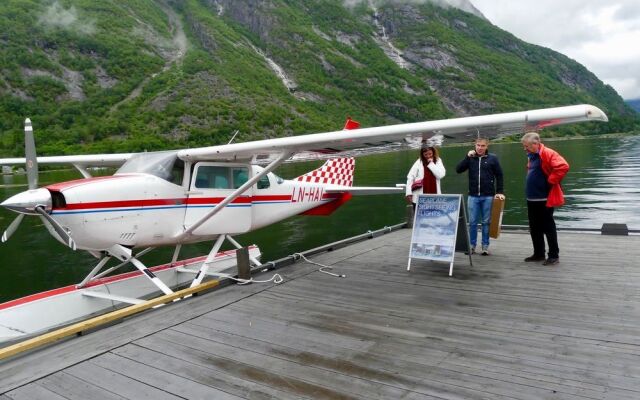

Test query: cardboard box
[489,197,505,239]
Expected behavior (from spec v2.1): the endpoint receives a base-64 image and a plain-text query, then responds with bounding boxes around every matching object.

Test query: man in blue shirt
[456,137,504,255]
[521,132,569,266]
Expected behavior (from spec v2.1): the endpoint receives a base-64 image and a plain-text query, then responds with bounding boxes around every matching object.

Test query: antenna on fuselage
[227,130,240,144]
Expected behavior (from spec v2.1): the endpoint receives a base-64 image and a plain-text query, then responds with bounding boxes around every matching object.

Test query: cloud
[38,1,96,35]
[342,0,485,18]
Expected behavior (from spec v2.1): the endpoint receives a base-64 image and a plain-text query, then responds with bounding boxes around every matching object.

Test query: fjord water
[1,135,639,302]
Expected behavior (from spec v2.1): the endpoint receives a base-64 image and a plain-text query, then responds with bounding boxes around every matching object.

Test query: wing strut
[176,151,292,240]
[72,164,92,179]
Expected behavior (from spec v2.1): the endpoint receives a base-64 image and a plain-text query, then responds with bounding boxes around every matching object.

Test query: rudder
[294,157,355,187]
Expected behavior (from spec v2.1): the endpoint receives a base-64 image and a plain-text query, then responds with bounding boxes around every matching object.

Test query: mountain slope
[626,99,640,113]
[0,0,637,156]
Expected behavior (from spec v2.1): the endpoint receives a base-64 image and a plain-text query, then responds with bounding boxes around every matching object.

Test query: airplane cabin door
[184,163,252,235]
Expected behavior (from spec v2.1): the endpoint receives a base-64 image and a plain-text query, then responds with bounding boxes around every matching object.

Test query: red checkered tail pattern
[294,157,355,187]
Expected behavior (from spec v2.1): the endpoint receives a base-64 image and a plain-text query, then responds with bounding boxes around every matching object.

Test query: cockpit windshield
[116,151,184,184]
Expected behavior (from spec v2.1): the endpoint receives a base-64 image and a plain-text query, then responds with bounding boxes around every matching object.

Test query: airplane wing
[0,104,607,167]
[0,153,133,167]
[177,104,607,164]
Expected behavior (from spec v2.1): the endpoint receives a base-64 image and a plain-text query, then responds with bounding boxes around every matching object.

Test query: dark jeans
[527,200,559,258]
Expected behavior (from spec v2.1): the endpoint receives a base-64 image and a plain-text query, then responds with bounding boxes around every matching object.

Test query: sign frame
[407,194,472,276]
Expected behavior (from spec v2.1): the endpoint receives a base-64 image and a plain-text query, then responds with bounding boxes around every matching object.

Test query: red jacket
[528,143,570,207]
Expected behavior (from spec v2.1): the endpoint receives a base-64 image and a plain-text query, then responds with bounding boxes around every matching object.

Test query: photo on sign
[410,195,460,262]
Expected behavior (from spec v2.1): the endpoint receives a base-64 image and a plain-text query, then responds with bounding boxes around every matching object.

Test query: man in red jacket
[521,132,569,265]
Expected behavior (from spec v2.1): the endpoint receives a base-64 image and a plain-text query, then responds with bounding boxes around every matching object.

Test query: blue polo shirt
[526,152,549,200]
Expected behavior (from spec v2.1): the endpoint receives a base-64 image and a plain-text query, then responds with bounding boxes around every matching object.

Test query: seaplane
[0,104,607,343]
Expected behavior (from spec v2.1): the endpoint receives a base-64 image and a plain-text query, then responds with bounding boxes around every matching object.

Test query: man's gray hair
[521,131,540,144]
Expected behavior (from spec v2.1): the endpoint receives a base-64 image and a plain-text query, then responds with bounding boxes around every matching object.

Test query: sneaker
[465,246,476,255]
[543,257,559,266]
[481,246,489,256]
[524,255,545,262]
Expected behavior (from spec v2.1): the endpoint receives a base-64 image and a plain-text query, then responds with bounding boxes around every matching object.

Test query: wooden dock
[1,229,640,399]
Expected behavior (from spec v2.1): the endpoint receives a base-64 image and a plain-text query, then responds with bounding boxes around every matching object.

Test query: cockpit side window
[169,159,184,185]
[195,166,231,189]
[193,165,251,190]
[257,174,270,189]
[232,168,249,189]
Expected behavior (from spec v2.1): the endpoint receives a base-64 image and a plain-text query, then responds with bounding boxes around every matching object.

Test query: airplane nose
[1,188,52,215]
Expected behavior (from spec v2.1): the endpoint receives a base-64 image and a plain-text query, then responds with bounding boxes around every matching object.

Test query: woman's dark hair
[420,145,439,163]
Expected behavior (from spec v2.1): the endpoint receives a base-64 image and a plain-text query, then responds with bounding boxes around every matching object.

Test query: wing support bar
[72,164,92,179]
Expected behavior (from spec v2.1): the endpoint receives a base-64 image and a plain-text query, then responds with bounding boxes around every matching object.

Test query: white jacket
[405,158,446,203]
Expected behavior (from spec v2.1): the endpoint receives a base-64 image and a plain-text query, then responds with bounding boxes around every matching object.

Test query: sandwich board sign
[407,194,471,276]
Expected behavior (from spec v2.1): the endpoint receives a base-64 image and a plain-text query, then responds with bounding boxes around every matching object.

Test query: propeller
[34,206,76,250]
[1,214,24,243]
[1,119,76,249]
[24,118,38,190]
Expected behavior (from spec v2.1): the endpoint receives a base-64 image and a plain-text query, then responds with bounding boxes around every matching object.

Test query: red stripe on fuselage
[247,195,292,202]
[58,198,180,210]
[184,197,251,205]
[52,195,294,211]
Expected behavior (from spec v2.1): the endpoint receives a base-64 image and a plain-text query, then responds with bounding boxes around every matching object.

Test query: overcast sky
[471,0,640,100]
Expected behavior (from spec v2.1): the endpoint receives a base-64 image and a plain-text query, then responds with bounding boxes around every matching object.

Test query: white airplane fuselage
[40,164,337,251]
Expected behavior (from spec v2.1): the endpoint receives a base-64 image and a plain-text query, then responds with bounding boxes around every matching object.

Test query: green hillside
[0,0,637,156]
[627,99,640,113]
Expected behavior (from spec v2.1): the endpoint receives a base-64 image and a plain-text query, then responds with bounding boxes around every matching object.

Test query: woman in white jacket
[405,144,446,207]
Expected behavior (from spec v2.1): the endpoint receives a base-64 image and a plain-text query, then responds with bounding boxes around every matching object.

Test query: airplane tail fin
[343,117,360,130]
[295,116,359,187]
[294,157,355,187]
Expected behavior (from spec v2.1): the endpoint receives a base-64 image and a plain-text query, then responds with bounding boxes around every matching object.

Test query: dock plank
[64,362,182,400]
[184,308,640,393]
[172,320,611,400]
[130,332,432,400]
[2,230,640,399]
[3,383,69,400]
[36,372,128,400]
[185,299,639,399]
[95,348,298,400]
